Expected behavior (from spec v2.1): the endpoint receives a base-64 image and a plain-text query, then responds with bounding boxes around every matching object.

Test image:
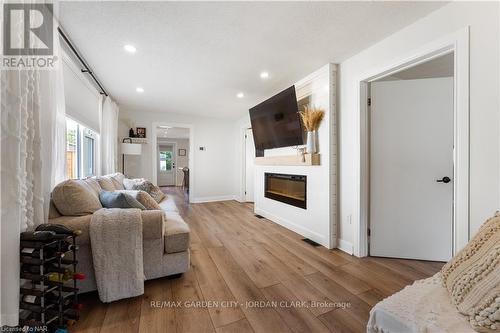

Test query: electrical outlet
[199,147,205,151]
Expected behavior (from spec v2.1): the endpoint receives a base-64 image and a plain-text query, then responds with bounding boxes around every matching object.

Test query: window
[66,117,97,179]
[159,150,172,171]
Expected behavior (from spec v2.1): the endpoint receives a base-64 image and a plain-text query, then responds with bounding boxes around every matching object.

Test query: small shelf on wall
[122,137,148,144]
[255,153,320,166]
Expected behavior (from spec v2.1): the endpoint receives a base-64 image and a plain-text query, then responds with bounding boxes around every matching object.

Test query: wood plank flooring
[71,187,444,333]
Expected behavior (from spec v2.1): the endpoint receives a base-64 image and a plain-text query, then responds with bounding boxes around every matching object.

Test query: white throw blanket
[90,208,144,302]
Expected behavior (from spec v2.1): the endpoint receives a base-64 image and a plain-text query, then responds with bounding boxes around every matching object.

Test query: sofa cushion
[441,213,500,332]
[159,195,179,212]
[48,199,61,219]
[164,212,190,254]
[109,173,125,190]
[99,191,146,210]
[52,179,103,216]
[141,210,165,240]
[95,176,117,191]
[116,190,161,210]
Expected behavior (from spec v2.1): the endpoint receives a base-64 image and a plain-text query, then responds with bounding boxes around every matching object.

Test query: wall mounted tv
[249,86,304,156]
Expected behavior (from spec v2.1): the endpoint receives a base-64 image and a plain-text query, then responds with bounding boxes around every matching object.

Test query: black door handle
[436,176,451,183]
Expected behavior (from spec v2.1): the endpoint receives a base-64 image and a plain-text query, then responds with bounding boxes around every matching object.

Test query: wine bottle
[59,240,78,253]
[21,247,65,259]
[48,270,85,282]
[21,292,61,305]
[21,263,69,274]
[35,224,82,236]
[21,231,56,241]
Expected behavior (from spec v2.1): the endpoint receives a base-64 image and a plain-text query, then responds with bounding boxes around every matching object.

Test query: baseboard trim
[338,238,354,255]
[254,207,330,248]
[190,195,237,203]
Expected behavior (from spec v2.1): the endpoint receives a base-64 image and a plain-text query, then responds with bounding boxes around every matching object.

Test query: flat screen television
[249,86,303,155]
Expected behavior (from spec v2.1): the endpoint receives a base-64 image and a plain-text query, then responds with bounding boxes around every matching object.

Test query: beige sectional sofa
[48,173,190,294]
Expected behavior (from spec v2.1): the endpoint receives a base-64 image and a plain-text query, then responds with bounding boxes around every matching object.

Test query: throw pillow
[123,178,145,190]
[99,191,146,210]
[123,178,166,203]
[441,212,500,332]
[52,179,103,216]
[116,190,161,210]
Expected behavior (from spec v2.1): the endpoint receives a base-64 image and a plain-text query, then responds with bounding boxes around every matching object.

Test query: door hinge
[245,191,247,195]
[367,228,371,237]
[367,98,371,106]
[245,134,247,139]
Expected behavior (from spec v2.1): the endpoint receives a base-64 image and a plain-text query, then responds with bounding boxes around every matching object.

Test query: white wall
[119,109,239,202]
[338,1,500,254]
[158,138,190,186]
[251,64,337,248]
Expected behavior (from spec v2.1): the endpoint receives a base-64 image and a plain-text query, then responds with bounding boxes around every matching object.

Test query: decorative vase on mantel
[306,131,317,154]
[299,105,324,155]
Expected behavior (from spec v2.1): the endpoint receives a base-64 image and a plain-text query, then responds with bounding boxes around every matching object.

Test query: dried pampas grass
[298,105,325,131]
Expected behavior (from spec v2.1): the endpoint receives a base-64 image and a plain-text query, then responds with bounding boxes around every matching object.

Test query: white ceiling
[377,52,454,81]
[59,1,447,119]
[157,127,190,139]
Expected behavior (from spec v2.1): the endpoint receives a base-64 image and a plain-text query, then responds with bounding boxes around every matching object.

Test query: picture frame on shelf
[136,127,146,138]
[178,148,186,156]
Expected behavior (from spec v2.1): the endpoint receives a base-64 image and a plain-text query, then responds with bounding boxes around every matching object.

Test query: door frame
[243,127,254,202]
[157,141,177,186]
[151,122,194,202]
[356,27,470,257]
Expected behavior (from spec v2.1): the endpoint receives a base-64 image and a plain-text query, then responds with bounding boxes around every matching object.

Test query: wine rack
[19,224,85,332]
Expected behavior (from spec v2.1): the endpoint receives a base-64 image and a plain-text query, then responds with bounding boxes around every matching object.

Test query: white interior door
[370,77,454,261]
[245,128,255,202]
[158,144,176,186]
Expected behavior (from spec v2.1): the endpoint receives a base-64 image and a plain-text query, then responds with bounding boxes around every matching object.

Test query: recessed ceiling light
[136,87,144,93]
[260,71,269,79]
[124,44,137,53]
[236,92,244,98]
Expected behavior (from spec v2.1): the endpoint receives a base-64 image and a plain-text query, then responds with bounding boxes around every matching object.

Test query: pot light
[260,71,269,79]
[136,87,144,93]
[236,92,244,98]
[124,44,137,53]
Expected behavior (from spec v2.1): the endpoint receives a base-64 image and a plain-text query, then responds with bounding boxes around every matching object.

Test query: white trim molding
[151,122,194,202]
[356,27,470,257]
[338,239,354,255]
[254,208,330,248]
[191,195,238,203]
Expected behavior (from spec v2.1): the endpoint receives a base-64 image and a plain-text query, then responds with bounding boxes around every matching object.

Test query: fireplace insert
[265,173,306,209]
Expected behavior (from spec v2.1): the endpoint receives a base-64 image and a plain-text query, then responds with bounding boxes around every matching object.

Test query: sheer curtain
[0,5,66,325]
[101,96,119,175]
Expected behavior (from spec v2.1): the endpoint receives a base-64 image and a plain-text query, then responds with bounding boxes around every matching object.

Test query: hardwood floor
[71,187,444,333]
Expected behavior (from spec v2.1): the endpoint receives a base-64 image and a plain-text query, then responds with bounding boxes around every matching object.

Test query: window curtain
[100,96,119,175]
[0,4,66,325]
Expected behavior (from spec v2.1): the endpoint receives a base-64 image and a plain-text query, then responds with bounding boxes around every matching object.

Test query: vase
[306,131,316,154]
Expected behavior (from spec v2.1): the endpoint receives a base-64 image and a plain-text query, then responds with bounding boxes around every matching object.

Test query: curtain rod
[57,27,109,97]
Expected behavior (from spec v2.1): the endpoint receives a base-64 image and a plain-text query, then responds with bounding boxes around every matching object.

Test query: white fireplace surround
[252,64,337,248]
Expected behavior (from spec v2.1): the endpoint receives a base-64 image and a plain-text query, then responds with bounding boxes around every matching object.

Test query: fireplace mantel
[255,153,320,166]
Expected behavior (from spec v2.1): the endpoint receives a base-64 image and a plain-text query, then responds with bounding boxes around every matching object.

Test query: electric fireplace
[265,173,307,209]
